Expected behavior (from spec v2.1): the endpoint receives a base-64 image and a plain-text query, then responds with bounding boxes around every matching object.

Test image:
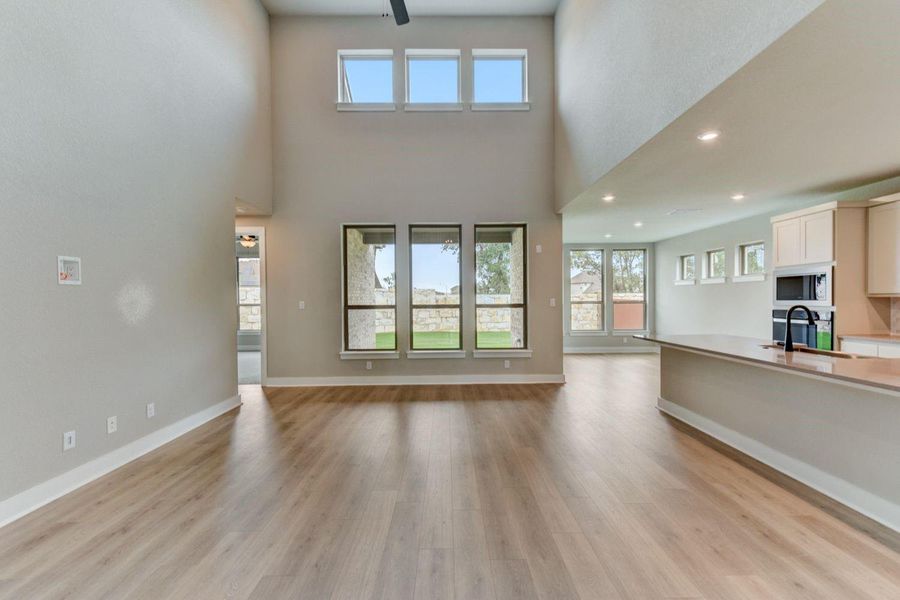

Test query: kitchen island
[637,334,900,533]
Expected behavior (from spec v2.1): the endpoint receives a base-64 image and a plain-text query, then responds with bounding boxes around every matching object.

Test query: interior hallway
[0,355,897,599]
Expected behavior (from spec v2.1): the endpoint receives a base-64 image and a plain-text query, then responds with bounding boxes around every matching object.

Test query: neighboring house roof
[571,271,602,294]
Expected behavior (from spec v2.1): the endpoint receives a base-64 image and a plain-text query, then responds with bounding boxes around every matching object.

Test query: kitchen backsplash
[893,298,900,334]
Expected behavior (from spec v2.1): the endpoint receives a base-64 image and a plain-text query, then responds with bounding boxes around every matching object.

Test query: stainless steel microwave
[773,264,833,308]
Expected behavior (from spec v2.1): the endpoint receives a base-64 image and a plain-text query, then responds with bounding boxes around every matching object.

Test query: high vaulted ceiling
[563,0,900,243]
[261,0,561,17]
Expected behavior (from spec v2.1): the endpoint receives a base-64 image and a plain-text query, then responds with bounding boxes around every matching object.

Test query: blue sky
[375,244,459,292]
[344,56,523,103]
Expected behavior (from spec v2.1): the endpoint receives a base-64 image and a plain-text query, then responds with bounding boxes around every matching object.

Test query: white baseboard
[564,346,659,354]
[657,396,900,533]
[265,373,566,387]
[0,394,242,530]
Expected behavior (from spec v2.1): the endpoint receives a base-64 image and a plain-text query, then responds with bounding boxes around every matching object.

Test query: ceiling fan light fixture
[239,235,258,248]
[389,0,410,25]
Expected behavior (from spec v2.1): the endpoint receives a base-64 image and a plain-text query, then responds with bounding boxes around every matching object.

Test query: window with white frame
[737,242,765,276]
[472,49,528,108]
[612,249,647,331]
[568,249,604,332]
[475,224,527,349]
[676,254,696,282]
[337,50,394,107]
[704,248,726,280]
[405,49,461,108]
[342,225,397,351]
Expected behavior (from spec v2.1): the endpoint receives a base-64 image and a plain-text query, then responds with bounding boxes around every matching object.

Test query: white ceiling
[261,0,561,17]
[564,0,900,243]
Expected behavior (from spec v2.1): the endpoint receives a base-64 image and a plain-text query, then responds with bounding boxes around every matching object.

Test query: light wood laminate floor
[1,355,898,599]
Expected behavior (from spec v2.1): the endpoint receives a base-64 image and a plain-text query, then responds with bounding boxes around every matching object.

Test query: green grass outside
[374,331,514,350]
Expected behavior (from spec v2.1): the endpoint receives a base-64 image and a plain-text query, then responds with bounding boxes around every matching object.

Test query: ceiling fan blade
[389,0,410,25]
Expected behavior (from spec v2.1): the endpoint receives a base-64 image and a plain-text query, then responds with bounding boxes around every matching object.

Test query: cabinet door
[773,218,801,267]
[877,343,900,358]
[800,210,834,264]
[840,340,879,356]
[867,201,900,295]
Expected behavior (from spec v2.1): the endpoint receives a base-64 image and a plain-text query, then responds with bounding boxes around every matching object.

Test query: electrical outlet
[504,360,511,369]
[107,416,117,434]
[623,336,629,344]
[366,361,373,370]
[535,244,543,254]
[63,430,76,452]
[146,403,156,419]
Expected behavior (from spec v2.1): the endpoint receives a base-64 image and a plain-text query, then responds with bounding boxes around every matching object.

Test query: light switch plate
[107,416,117,434]
[58,256,82,285]
[298,301,306,310]
[535,244,542,254]
[63,430,76,452]
[550,298,556,307]
[146,403,156,419]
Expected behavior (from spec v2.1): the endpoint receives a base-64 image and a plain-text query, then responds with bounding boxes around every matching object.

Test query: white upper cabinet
[867,200,900,295]
[772,209,833,268]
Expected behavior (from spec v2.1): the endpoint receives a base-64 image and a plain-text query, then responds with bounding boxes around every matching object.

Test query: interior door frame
[236,225,267,385]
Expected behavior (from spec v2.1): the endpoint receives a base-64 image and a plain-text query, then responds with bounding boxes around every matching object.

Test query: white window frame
[565,248,605,335]
[701,248,727,284]
[675,254,696,286]
[734,241,767,282]
[336,49,396,112]
[404,49,463,112]
[610,248,650,334]
[471,49,530,111]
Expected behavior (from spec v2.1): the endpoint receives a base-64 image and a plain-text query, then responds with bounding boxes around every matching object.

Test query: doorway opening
[236,227,266,384]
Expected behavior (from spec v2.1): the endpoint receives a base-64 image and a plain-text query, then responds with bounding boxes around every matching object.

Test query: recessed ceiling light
[604,233,612,238]
[634,221,643,228]
[731,193,745,201]
[602,194,615,202]
[697,131,720,142]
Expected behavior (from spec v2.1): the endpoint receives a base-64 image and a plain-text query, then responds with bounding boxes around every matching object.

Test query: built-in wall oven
[773,264,833,308]
[772,308,834,350]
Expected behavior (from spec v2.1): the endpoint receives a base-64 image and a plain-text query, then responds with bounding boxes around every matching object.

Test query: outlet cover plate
[107,416,117,434]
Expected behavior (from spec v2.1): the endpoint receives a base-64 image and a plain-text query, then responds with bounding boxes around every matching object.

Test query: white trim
[336,102,396,112]
[674,279,696,286]
[657,396,900,533]
[472,349,533,359]
[406,350,467,359]
[406,48,462,57]
[470,102,530,111]
[700,277,726,285]
[338,49,394,57]
[564,346,659,354]
[733,274,766,283]
[336,49,395,104]
[236,226,267,384]
[266,374,564,387]
[339,351,400,360]
[568,330,609,337]
[405,49,462,106]
[472,48,528,58]
[472,48,528,103]
[771,202,837,223]
[0,394,242,530]
[404,103,464,112]
[57,256,82,285]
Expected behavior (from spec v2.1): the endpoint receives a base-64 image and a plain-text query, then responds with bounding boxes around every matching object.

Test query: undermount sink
[759,344,875,359]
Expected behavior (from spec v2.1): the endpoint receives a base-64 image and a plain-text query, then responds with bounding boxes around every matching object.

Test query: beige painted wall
[554,0,823,210]
[239,16,563,380]
[0,0,271,502]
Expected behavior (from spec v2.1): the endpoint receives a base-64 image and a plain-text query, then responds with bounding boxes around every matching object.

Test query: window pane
[342,58,393,103]
[412,308,460,349]
[612,250,645,301]
[239,286,260,305]
[571,303,602,332]
[238,258,260,286]
[476,307,525,349]
[473,57,524,103]
[743,243,765,274]
[569,250,603,301]
[347,308,395,350]
[345,226,395,306]
[613,302,645,330]
[475,225,525,305]
[239,305,261,331]
[709,250,725,278]
[411,226,460,304]
[408,58,459,103]
[682,255,695,279]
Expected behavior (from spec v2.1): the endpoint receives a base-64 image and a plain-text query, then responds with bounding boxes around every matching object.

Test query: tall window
[475,224,527,349]
[678,254,696,281]
[337,50,394,104]
[343,225,396,351]
[410,225,462,350]
[406,50,461,105]
[612,249,646,331]
[237,257,261,331]
[472,49,528,104]
[568,249,603,332]
[739,242,765,275]
[705,249,726,279]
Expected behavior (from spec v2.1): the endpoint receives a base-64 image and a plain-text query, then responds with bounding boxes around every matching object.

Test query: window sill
[674,279,696,286]
[473,349,533,359]
[339,351,400,360]
[700,277,726,285]
[567,330,608,337]
[404,102,465,112]
[406,350,467,359]
[470,102,530,112]
[733,274,766,283]
[336,102,396,112]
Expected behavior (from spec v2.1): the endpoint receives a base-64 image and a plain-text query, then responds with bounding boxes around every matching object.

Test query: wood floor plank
[0,357,897,600]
